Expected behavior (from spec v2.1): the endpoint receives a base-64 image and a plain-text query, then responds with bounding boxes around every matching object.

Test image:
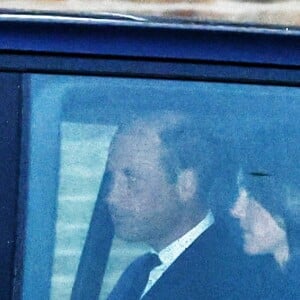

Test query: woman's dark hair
[238,171,286,224]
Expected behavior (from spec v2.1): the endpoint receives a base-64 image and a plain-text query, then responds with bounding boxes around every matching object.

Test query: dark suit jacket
[260,255,300,300]
[141,222,266,300]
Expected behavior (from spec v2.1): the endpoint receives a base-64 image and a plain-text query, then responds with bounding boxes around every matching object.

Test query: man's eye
[123,169,137,183]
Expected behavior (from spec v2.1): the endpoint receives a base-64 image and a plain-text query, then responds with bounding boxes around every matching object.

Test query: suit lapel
[142,224,220,300]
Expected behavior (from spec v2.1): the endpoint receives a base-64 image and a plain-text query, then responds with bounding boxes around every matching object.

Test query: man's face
[104,128,183,245]
[230,188,286,256]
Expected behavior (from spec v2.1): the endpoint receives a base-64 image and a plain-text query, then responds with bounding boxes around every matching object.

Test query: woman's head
[230,164,300,270]
[229,126,300,267]
[231,177,289,264]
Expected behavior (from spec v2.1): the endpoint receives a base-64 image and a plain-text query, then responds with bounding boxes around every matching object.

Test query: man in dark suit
[104,112,258,299]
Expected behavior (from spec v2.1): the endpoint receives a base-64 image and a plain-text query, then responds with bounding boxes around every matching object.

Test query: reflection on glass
[22,74,300,300]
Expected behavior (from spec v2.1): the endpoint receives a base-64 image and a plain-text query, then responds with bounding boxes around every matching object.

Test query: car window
[20,74,299,299]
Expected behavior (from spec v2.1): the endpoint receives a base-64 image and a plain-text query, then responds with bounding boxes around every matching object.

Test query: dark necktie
[107,252,161,300]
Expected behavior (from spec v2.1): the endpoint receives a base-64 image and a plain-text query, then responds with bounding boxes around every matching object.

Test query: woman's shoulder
[280,254,300,299]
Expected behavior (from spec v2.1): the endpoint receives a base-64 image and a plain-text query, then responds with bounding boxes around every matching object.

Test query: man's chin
[244,243,261,256]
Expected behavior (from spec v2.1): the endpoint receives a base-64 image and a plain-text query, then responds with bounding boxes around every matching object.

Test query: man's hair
[117,111,222,202]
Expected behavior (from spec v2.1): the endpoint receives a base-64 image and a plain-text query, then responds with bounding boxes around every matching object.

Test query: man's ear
[177,169,197,202]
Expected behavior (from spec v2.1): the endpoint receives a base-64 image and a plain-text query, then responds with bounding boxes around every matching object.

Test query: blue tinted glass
[22,74,299,300]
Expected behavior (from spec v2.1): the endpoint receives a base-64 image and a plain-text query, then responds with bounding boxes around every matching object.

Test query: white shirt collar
[142,210,215,298]
[157,210,215,266]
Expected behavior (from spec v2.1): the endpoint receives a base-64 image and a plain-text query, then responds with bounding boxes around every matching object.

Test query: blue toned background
[23,74,300,299]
